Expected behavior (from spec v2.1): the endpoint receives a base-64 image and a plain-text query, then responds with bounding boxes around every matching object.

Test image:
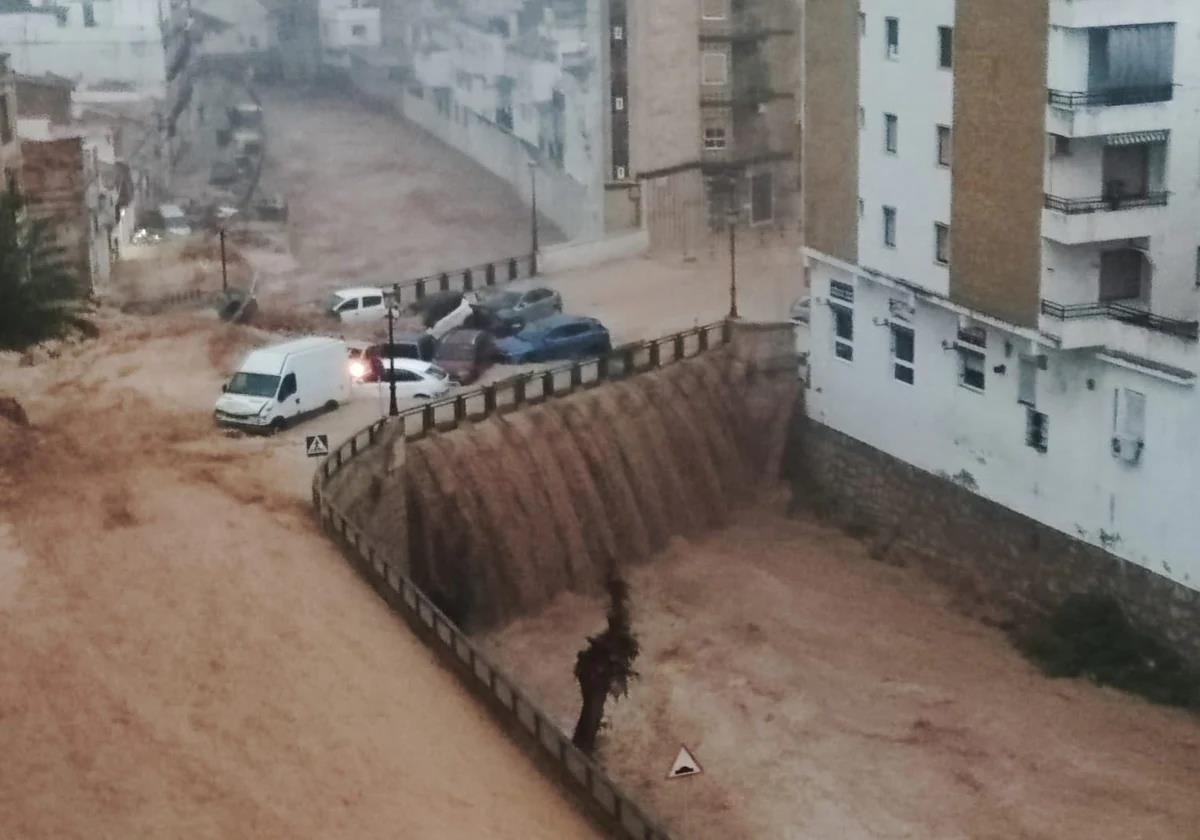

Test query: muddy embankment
[327,349,798,630]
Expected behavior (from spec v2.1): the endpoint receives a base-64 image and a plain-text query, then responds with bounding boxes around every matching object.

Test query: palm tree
[0,186,87,350]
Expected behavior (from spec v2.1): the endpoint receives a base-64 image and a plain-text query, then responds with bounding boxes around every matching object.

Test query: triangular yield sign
[305,435,329,457]
[666,745,702,779]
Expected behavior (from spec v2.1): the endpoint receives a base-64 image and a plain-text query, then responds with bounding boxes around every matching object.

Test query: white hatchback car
[353,358,451,401]
[327,287,390,324]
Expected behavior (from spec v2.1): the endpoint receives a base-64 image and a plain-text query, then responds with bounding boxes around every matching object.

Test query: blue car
[496,314,612,363]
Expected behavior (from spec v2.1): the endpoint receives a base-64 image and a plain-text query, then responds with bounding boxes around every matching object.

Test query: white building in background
[803,1,1200,591]
[319,0,381,61]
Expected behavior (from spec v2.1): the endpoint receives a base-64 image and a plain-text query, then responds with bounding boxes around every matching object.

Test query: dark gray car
[473,285,562,335]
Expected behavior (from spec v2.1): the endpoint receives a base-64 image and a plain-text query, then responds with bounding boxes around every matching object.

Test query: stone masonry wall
[790,418,1200,667]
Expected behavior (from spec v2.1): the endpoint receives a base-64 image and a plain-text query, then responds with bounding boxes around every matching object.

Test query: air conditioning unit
[1111,435,1145,464]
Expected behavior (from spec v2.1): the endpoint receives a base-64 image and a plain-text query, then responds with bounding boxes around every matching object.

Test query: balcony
[1046,85,1174,138]
[1048,84,1173,109]
[1042,300,1198,342]
[1043,192,1168,245]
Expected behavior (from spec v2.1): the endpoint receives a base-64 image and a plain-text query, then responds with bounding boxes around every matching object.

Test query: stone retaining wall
[791,419,1200,665]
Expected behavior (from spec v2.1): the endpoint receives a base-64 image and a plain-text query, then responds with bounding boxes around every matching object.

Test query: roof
[332,286,385,298]
[240,337,344,374]
[522,313,595,335]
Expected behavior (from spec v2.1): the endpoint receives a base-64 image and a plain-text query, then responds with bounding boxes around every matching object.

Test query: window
[614,96,625,111]
[1026,409,1049,453]
[362,295,383,308]
[1195,246,1200,287]
[704,127,727,150]
[883,206,897,248]
[83,1,96,27]
[937,125,952,166]
[958,347,985,391]
[884,113,898,153]
[701,0,727,21]
[278,373,297,401]
[885,17,899,58]
[1099,249,1143,301]
[938,26,953,68]
[1113,388,1146,462]
[0,95,11,145]
[1018,357,1038,406]
[702,52,728,85]
[891,324,914,384]
[352,24,367,37]
[832,304,854,361]
[859,12,866,36]
[935,223,950,265]
[612,25,624,40]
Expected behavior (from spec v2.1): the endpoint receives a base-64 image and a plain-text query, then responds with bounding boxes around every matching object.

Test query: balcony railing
[1041,299,1199,341]
[1044,192,1169,214]
[1047,84,1174,109]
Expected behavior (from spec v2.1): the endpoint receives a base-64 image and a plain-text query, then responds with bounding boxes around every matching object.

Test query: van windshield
[227,372,280,398]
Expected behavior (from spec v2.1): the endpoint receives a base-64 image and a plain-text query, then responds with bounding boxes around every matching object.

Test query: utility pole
[528,161,539,275]
[219,227,228,292]
[386,302,399,417]
[727,204,739,320]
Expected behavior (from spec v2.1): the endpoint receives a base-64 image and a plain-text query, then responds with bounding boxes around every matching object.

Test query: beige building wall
[802,0,858,264]
[628,0,701,175]
[627,0,704,251]
[950,0,1050,327]
[0,55,20,192]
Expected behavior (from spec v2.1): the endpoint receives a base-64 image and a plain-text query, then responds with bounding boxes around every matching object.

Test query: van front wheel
[269,417,287,434]
[323,400,338,412]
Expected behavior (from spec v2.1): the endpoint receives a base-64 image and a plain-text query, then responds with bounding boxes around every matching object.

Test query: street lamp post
[386,302,399,417]
[528,161,539,275]
[219,227,228,292]
[726,204,740,320]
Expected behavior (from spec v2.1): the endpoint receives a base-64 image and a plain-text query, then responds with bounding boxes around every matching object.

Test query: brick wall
[949,0,1049,327]
[791,418,1200,667]
[802,0,858,263]
[20,137,91,291]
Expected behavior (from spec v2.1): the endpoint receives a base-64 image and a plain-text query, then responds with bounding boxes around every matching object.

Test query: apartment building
[319,0,381,64]
[804,0,1200,593]
[0,53,18,192]
[697,0,798,227]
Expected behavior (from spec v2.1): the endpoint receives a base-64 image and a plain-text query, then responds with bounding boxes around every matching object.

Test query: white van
[214,337,351,431]
[327,287,390,324]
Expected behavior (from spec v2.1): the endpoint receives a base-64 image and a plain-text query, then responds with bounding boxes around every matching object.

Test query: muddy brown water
[393,353,797,629]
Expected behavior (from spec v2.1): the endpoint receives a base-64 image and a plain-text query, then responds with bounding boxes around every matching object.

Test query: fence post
[438,272,450,292]
[649,341,661,368]
[623,347,636,376]
[674,334,685,360]
[462,268,473,291]
[350,436,358,456]
[570,361,582,390]
[508,257,518,281]
[722,319,733,344]
[422,403,434,433]
[542,370,554,397]
[485,262,496,286]
[698,327,709,352]
[514,377,527,405]
[454,395,466,423]
[484,384,497,414]
[415,278,426,300]
[530,250,538,277]
[597,355,609,381]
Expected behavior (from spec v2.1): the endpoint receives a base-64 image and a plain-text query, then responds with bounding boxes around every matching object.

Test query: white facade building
[319,0,381,59]
[804,0,1200,593]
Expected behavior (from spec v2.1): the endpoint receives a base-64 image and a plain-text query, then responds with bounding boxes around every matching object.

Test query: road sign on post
[305,434,330,458]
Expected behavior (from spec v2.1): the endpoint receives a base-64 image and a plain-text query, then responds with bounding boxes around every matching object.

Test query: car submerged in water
[496,314,612,364]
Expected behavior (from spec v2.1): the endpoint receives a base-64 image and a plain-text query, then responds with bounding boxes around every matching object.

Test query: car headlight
[348,360,367,380]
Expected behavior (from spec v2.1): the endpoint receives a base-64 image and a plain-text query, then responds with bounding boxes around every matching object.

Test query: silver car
[472,284,563,334]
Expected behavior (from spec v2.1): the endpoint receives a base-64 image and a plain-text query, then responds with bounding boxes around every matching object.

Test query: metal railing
[1041,299,1200,342]
[1047,84,1174,109]
[1044,192,1169,214]
[311,321,734,839]
[388,253,537,309]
